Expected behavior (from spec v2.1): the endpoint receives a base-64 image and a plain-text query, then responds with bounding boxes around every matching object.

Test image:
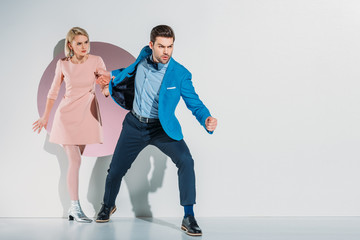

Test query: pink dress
[47,55,106,145]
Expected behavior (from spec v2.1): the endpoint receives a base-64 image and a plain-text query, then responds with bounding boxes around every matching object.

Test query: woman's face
[69,35,89,57]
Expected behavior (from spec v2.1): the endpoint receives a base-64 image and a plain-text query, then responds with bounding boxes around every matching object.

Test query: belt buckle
[132,110,153,123]
[140,116,148,123]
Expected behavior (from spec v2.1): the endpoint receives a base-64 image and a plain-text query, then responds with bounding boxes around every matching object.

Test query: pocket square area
[167,87,176,89]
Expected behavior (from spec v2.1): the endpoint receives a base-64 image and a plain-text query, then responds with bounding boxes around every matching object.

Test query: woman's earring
[70,49,74,57]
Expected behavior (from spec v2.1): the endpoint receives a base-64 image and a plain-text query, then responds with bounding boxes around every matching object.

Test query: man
[96,25,217,236]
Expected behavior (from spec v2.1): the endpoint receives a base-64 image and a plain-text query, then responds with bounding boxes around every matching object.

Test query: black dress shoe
[96,204,117,223]
[181,215,202,236]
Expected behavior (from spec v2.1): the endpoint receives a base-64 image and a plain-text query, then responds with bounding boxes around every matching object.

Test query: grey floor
[0,217,359,240]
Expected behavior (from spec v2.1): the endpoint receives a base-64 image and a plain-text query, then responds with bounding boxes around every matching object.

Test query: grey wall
[1,0,360,217]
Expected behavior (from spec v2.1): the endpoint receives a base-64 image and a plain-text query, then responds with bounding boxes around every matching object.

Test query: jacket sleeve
[111,68,123,77]
[108,68,125,95]
[47,60,63,100]
[180,71,213,134]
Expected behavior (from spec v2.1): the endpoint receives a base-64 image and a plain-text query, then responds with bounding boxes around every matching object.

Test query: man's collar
[146,54,170,70]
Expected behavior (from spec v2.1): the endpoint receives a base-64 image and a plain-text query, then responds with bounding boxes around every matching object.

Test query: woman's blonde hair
[65,27,90,57]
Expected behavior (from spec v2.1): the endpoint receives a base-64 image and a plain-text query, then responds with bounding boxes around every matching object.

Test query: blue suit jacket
[109,46,212,140]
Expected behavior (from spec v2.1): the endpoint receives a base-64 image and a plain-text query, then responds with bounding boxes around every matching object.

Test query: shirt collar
[146,54,170,71]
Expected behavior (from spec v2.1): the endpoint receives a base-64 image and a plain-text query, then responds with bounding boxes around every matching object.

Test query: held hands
[32,117,48,133]
[205,116,217,132]
[95,68,113,86]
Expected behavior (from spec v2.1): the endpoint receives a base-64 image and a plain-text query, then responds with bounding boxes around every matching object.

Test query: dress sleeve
[47,60,63,100]
[97,56,106,72]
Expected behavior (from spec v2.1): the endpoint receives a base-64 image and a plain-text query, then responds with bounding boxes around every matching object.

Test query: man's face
[149,37,174,64]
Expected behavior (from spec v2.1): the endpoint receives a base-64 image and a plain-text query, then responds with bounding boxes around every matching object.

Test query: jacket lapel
[160,58,175,91]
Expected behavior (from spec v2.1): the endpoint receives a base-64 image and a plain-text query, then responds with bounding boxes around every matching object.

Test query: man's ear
[149,41,154,50]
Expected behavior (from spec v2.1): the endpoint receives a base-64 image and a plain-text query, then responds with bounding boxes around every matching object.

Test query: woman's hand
[32,116,48,133]
[95,69,111,86]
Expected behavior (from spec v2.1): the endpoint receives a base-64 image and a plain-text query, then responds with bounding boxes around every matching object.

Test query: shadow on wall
[87,155,112,216]
[42,132,112,218]
[53,39,65,58]
[123,145,168,217]
[43,134,69,217]
[42,133,168,218]
[87,145,168,218]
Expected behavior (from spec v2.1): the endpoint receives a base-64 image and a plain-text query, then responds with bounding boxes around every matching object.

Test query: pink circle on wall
[37,42,136,157]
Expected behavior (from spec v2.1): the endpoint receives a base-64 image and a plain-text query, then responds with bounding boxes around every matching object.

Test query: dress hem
[49,140,103,145]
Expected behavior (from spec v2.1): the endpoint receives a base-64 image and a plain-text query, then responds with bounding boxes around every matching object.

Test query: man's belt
[131,109,160,124]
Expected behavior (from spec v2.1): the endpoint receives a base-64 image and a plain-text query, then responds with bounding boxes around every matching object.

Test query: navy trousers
[103,112,196,207]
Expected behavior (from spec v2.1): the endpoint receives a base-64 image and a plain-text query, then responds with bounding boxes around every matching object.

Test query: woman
[33,27,109,223]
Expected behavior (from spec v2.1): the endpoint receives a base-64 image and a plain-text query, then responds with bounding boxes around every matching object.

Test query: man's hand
[95,68,112,86]
[205,116,217,132]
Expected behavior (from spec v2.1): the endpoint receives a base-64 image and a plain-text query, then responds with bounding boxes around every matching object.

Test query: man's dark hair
[150,25,175,43]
